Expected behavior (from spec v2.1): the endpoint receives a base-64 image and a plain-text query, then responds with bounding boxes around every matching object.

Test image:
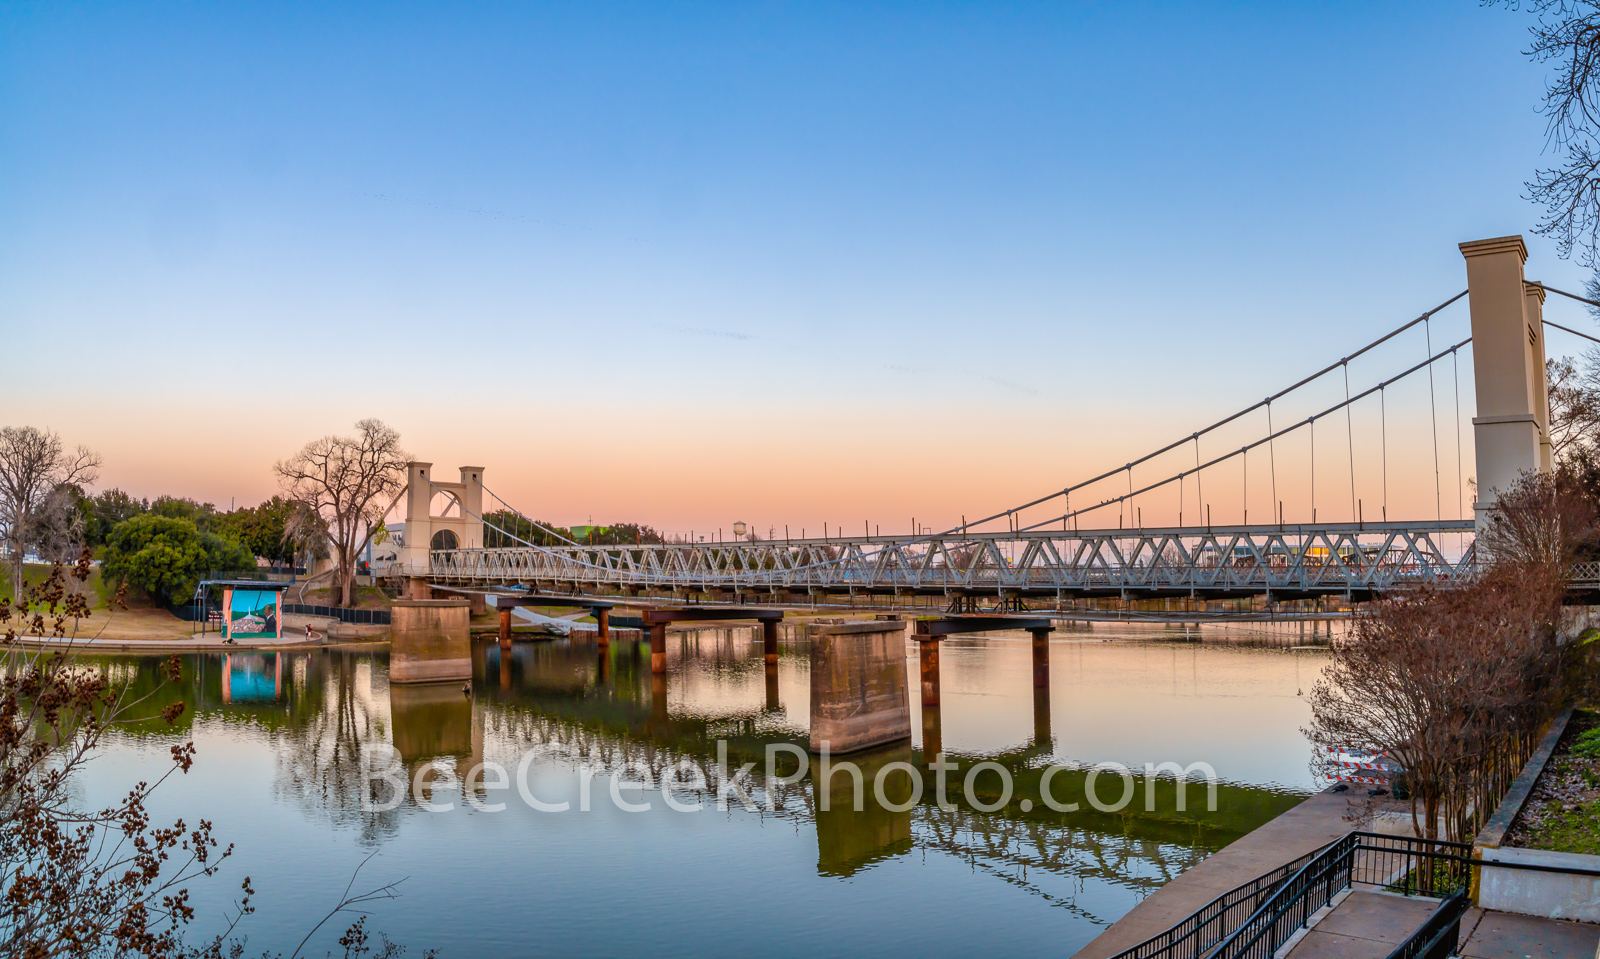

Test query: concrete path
[1072,791,1372,959]
[1282,891,1439,958]
[1278,891,1600,959]
[1457,907,1600,958]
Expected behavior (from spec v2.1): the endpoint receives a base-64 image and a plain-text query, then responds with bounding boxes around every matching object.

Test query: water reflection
[82,624,1323,957]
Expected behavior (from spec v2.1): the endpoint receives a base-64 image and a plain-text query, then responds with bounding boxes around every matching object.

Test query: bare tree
[275,420,409,607]
[1507,2,1600,265]
[1480,467,1600,568]
[1306,563,1565,844]
[1307,467,1583,845]
[0,562,252,958]
[1548,356,1600,461]
[0,427,100,604]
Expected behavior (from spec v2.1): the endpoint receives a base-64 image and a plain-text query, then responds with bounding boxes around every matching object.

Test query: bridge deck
[387,521,1482,603]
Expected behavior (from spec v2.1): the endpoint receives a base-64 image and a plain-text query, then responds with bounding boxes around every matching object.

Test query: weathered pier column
[640,607,784,675]
[922,704,943,764]
[1033,681,1052,749]
[651,672,668,725]
[596,607,610,647]
[1030,627,1051,688]
[809,620,912,753]
[498,607,512,651]
[650,623,668,673]
[916,629,941,706]
[763,619,779,666]
[765,663,780,711]
[389,599,472,683]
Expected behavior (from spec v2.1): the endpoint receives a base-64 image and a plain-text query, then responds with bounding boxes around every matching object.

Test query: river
[74,621,1331,957]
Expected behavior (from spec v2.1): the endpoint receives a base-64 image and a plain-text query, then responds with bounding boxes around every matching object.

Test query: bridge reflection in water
[467,628,1303,886]
[83,627,1314,950]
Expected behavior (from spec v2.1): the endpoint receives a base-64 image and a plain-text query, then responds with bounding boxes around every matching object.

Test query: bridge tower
[1461,235,1552,530]
[398,463,485,574]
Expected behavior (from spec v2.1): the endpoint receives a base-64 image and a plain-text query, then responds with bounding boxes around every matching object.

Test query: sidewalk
[1072,791,1376,959]
[1281,890,1600,958]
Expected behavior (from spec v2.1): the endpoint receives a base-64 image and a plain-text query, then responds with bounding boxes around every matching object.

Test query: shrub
[101,515,253,604]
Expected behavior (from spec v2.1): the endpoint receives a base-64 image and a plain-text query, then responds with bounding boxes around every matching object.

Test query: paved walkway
[1282,891,1441,958]
[1457,907,1600,958]
[1072,791,1373,959]
[1282,890,1600,958]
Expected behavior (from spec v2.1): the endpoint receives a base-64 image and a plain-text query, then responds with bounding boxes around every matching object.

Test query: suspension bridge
[376,235,1594,610]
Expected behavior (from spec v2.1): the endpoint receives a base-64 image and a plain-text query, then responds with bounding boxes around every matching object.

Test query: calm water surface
[79,622,1330,957]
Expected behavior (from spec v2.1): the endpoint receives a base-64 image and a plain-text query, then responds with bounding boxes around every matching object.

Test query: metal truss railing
[379,520,1478,596]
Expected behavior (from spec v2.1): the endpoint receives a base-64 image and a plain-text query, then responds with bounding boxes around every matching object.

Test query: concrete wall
[390,599,472,683]
[809,620,911,753]
[1478,846,1600,922]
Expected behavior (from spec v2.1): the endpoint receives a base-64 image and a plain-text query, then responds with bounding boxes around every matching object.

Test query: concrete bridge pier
[809,620,913,753]
[596,607,610,647]
[1031,627,1051,688]
[762,619,779,666]
[390,598,472,683]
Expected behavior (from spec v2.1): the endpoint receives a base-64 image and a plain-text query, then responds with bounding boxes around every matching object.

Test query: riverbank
[10,608,388,652]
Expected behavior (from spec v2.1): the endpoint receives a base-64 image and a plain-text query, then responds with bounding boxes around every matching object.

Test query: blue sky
[0,1,1586,533]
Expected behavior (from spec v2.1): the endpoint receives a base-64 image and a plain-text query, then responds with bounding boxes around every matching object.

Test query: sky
[1,0,1593,538]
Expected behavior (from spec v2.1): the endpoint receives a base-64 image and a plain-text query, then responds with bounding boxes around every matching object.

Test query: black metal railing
[1115,827,1600,959]
[1351,833,1473,897]
[281,604,391,625]
[1209,833,1358,959]
[1383,891,1469,959]
[1109,846,1327,959]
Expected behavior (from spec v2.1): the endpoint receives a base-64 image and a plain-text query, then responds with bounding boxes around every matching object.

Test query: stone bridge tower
[398,463,485,574]
[1461,235,1552,530]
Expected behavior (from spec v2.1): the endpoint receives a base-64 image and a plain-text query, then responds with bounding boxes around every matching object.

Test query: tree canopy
[100,515,253,604]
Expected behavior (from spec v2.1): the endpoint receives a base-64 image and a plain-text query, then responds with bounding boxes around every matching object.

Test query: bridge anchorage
[378,234,1596,612]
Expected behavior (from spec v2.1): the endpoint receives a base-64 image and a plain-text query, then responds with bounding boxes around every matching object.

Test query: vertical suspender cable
[1127,468,1134,528]
[1310,418,1316,523]
[1344,362,1357,522]
[1426,316,1442,521]
[1243,446,1248,525]
[1453,346,1466,557]
[1267,401,1278,513]
[1380,386,1389,521]
[1194,435,1203,528]
[1452,347,1464,520]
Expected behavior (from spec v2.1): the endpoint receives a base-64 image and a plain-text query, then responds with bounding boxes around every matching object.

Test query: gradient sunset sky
[2,1,1593,538]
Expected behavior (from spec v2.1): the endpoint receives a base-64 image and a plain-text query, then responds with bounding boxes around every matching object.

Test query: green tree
[150,495,219,532]
[80,487,149,547]
[101,515,254,604]
[216,496,295,566]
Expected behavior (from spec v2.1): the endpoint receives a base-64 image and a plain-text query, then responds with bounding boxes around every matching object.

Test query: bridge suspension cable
[1015,336,1472,533]
[950,291,1468,538]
